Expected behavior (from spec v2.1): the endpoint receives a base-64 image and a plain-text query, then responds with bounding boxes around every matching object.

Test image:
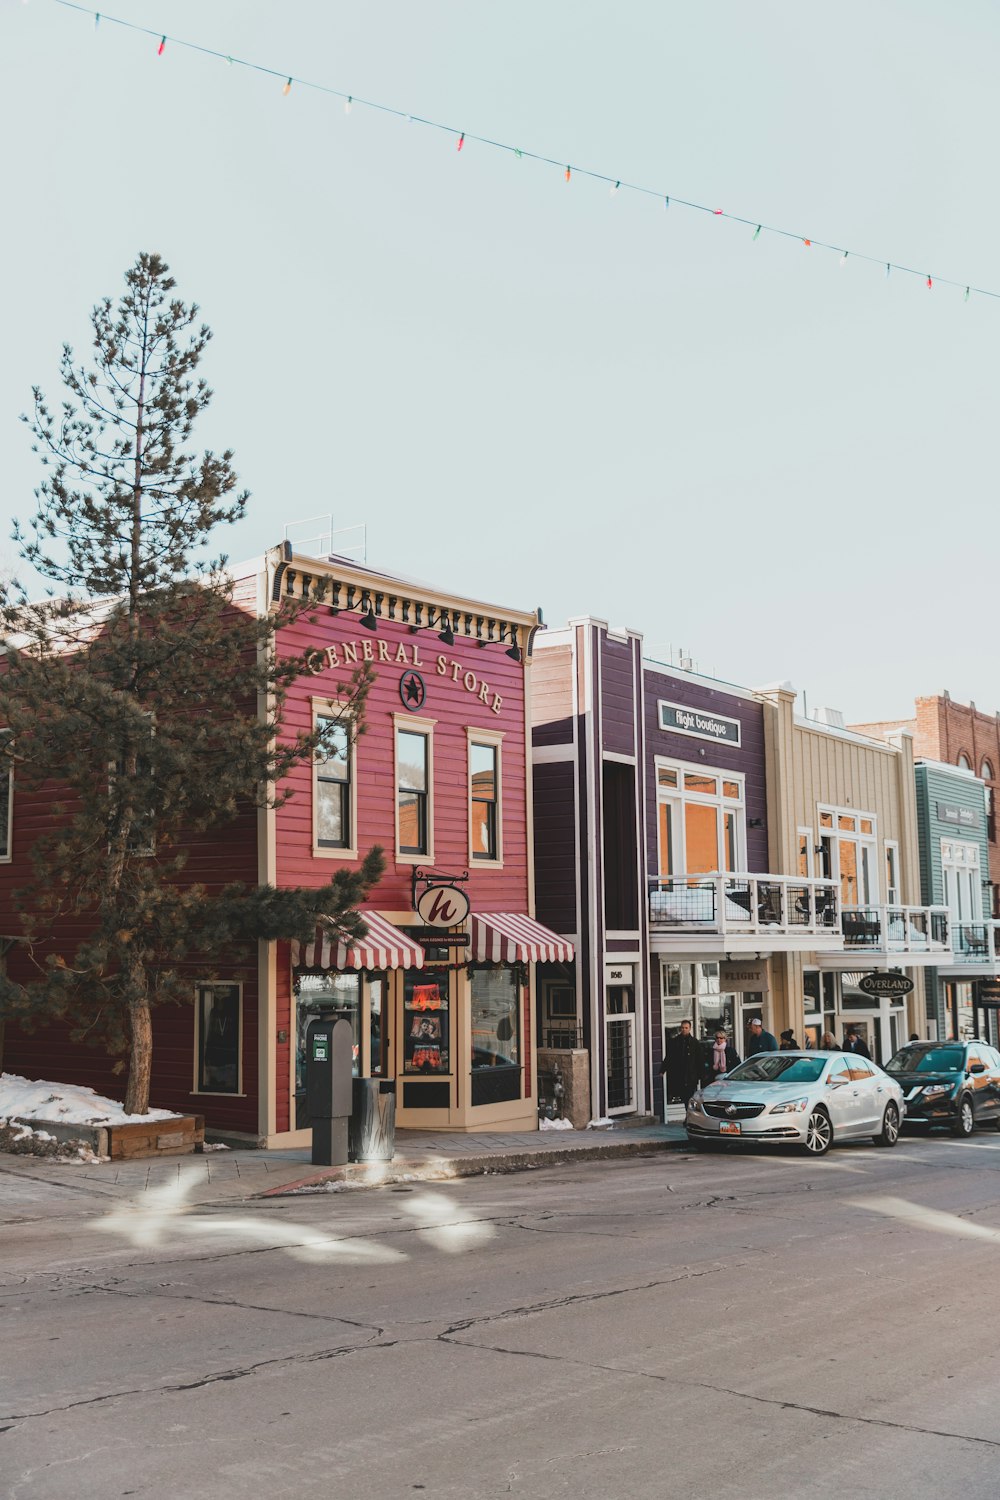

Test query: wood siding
[532,761,578,936]
[531,641,574,746]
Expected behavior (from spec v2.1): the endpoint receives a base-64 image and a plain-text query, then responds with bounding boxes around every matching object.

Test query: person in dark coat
[659,1018,704,1103]
[779,1029,799,1051]
[843,1027,871,1059]
[706,1028,741,1083]
[746,1017,778,1055]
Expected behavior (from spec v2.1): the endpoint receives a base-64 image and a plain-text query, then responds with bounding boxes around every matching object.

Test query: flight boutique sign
[658,700,741,747]
[304,638,505,715]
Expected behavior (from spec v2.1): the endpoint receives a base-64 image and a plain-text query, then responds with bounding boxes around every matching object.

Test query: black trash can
[348,1078,397,1162]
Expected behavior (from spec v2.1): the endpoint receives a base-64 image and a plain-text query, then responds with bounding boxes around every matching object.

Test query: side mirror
[969,1062,987,1075]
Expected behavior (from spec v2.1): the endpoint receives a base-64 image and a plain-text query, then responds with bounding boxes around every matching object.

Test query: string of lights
[48,0,999,306]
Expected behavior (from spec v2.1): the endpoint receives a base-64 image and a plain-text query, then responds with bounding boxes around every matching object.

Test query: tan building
[760,686,934,1060]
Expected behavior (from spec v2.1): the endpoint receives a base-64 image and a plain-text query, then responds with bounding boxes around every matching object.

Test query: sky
[2,0,998,722]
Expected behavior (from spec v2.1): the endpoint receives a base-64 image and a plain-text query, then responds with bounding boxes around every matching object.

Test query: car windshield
[886,1046,965,1075]
[724,1055,826,1084]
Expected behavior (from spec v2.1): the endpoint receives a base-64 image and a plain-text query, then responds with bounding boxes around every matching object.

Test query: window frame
[393,713,436,864]
[941,837,981,922]
[797,826,814,880]
[655,755,747,879]
[312,698,358,859]
[884,839,900,905]
[466,727,504,866]
[816,802,878,908]
[193,981,244,1096]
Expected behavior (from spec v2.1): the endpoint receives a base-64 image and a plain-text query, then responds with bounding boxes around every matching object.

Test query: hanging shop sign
[416,883,471,928]
[858,972,914,998]
[720,960,769,994]
[936,802,979,829]
[658,700,741,747]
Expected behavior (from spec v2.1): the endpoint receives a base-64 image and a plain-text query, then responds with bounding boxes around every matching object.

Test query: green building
[915,758,997,1043]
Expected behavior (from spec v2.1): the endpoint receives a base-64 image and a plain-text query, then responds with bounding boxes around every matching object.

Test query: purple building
[532,619,833,1121]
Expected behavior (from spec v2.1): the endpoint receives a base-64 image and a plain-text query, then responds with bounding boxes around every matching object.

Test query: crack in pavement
[76,1277,388,1335]
[0,1338,400,1423]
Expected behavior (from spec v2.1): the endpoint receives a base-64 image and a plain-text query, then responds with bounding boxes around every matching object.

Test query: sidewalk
[0,1121,689,1208]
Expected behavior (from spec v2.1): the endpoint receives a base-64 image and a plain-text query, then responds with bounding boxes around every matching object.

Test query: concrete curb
[256,1132,687,1197]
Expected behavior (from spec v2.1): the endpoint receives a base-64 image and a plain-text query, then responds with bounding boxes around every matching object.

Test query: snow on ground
[0,1117,107,1163]
[539,1116,574,1131]
[0,1072,178,1126]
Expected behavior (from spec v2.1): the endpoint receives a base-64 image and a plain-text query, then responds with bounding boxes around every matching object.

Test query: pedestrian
[843,1026,871,1059]
[746,1016,778,1055]
[707,1028,741,1083]
[658,1018,704,1104]
[820,1029,839,1050]
[779,1029,799,1051]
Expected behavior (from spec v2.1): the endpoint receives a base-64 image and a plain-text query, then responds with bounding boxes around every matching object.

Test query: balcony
[648,874,841,954]
[816,904,951,970]
[937,919,1000,977]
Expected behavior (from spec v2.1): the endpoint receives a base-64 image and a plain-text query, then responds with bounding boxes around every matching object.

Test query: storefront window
[369,972,387,1075]
[403,969,450,1074]
[196,982,241,1094]
[471,968,520,1070]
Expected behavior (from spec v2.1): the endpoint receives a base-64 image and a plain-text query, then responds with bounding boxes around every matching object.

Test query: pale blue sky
[3,0,998,720]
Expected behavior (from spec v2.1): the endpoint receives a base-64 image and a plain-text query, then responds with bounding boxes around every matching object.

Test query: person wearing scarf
[709,1029,740,1081]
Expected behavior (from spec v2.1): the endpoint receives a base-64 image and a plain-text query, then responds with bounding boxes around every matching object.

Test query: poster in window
[403,974,450,1073]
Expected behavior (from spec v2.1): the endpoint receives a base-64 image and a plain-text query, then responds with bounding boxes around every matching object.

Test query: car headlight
[769,1096,809,1114]
[688,1094,705,1113]
[922,1083,955,1098]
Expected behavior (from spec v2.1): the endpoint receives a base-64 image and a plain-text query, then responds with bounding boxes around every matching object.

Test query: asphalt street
[4,1132,1000,1500]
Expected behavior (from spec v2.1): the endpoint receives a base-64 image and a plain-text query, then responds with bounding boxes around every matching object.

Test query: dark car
[883,1041,1000,1138]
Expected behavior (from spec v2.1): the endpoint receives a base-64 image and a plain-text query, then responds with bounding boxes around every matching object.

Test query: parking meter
[305,1016,353,1166]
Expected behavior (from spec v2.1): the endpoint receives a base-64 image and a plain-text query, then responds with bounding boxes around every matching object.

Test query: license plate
[719,1122,741,1136]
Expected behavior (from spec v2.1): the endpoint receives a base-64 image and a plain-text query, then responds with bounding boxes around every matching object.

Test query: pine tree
[0,253,383,1114]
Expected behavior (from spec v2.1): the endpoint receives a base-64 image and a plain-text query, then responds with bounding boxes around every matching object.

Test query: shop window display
[403,970,450,1074]
[471,967,519,1070]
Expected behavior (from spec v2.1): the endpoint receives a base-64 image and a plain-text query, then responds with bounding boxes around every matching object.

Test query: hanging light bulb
[282,77,292,95]
[926,275,933,289]
[93,11,100,28]
[157,34,166,55]
[344,95,353,114]
[565,165,571,182]
[610,180,620,197]
[752,225,761,241]
[803,238,811,248]
[840,251,849,265]
[457,132,465,151]
[965,286,971,302]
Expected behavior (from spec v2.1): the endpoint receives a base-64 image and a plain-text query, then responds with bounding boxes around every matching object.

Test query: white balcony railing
[945,919,1000,967]
[648,874,840,938]
[841,904,950,955]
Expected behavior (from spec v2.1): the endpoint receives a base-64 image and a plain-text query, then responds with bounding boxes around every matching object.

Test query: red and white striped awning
[470,913,574,965]
[291,912,425,972]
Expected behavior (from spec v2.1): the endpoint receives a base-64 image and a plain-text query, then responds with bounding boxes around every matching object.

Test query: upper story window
[469,735,502,862]
[396,722,433,859]
[982,760,995,782]
[797,828,813,879]
[958,752,972,771]
[314,711,353,853]
[656,761,745,878]
[817,806,877,907]
[942,839,981,923]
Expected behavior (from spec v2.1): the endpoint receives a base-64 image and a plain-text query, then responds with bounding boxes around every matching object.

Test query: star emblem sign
[400,670,426,710]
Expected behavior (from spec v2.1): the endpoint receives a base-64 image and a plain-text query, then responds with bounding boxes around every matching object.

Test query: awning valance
[471,913,574,965]
[292,912,424,972]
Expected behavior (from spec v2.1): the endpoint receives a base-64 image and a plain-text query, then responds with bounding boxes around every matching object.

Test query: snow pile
[586,1117,615,1129]
[0,1072,178,1126]
[200,1142,230,1152]
[539,1116,574,1131]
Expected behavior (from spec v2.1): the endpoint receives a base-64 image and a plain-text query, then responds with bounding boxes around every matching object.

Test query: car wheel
[874,1102,900,1147]
[951,1097,975,1138]
[804,1108,833,1156]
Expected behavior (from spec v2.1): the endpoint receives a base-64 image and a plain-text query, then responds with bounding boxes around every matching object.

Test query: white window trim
[466,726,504,868]
[192,981,245,1097]
[654,754,746,877]
[311,698,358,861]
[941,836,982,922]
[884,839,900,905]
[798,826,814,880]
[393,713,436,866]
[817,803,879,906]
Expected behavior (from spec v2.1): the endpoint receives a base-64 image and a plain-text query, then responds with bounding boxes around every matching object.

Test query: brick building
[852,695,1000,916]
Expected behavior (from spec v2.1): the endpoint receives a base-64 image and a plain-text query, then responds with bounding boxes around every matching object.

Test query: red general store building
[0,546,571,1143]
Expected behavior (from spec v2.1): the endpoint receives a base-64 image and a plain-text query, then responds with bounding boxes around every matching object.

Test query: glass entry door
[606,985,636,1114]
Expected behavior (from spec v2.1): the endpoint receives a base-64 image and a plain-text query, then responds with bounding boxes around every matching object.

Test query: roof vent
[812,706,846,729]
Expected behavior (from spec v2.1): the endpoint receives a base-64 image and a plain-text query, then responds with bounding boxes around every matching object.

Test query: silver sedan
[685,1050,905,1156]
